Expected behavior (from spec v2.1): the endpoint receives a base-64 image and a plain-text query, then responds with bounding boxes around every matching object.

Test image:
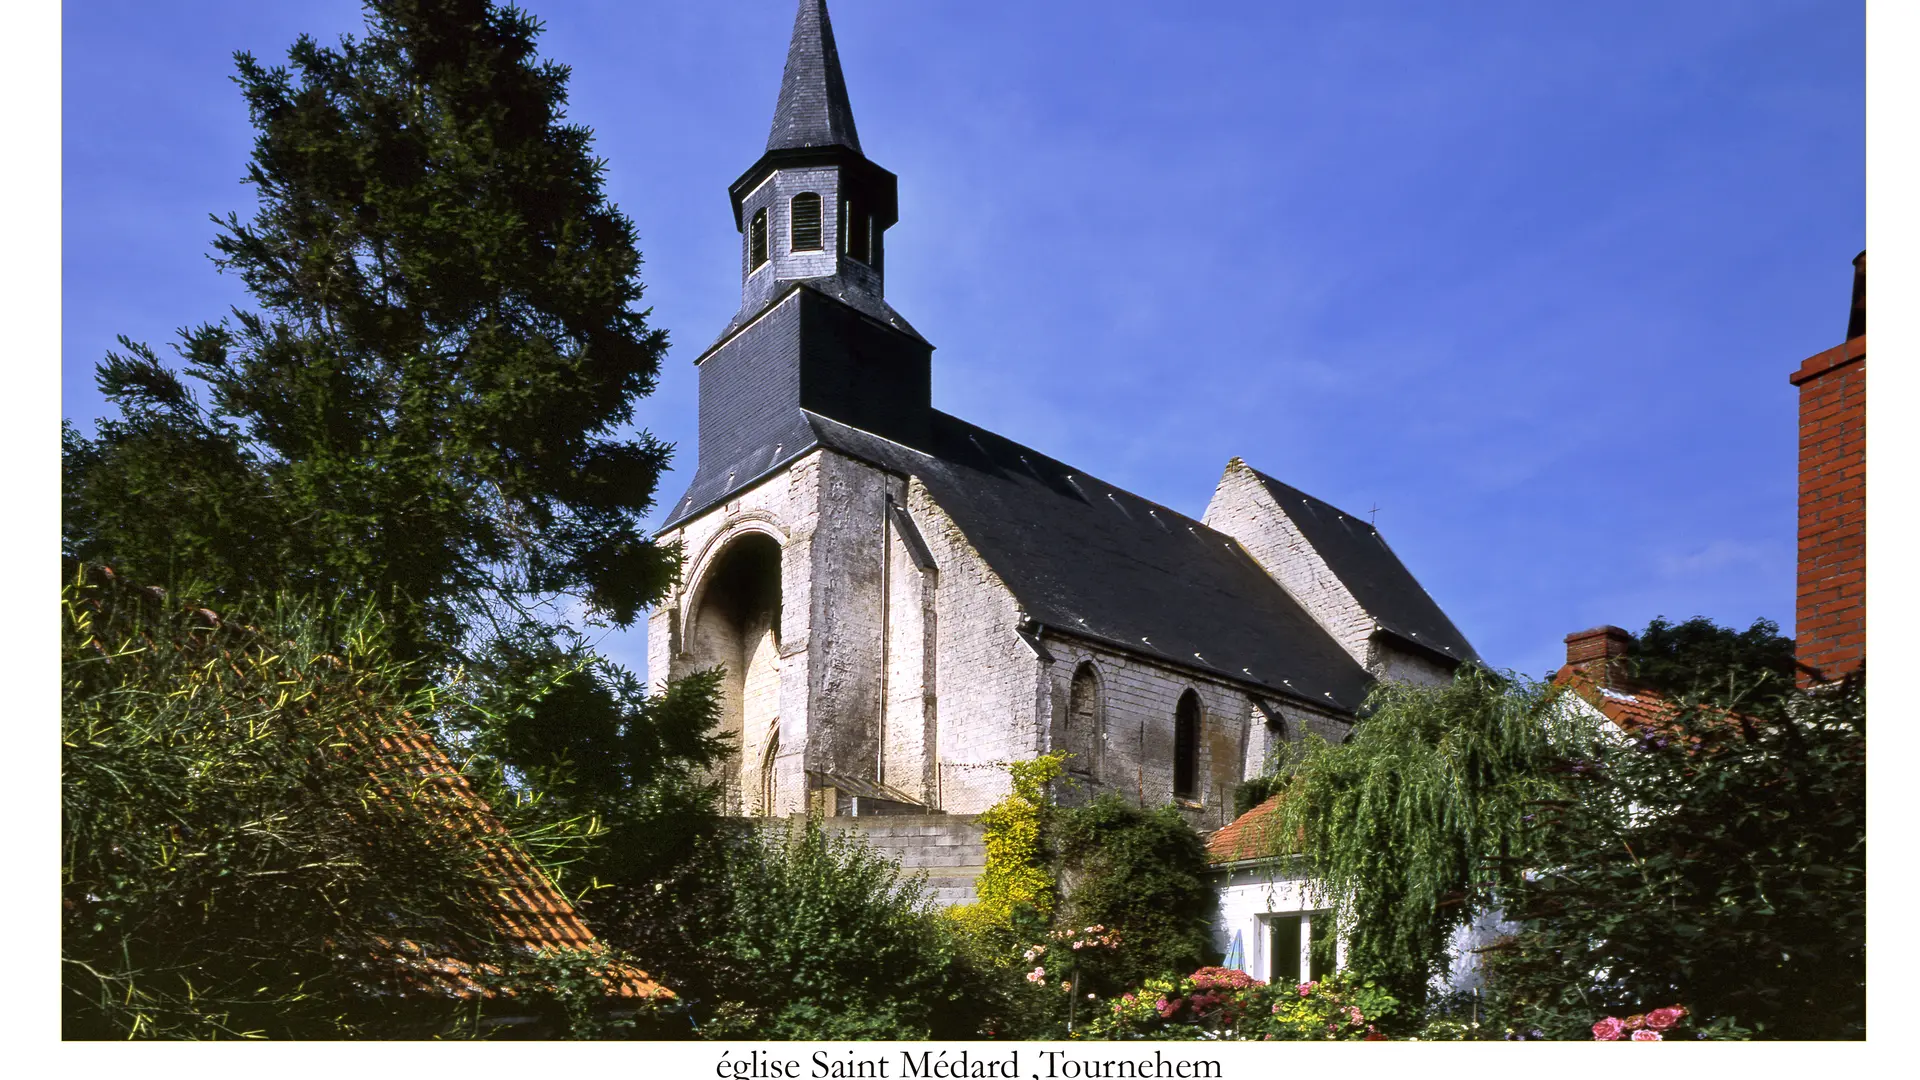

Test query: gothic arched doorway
[687,531,783,815]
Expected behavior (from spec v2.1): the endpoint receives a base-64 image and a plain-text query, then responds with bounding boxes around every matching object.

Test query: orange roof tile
[1206,794,1300,864]
[1550,666,1673,732]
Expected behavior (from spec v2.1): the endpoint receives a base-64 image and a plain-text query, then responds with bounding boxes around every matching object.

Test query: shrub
[1054,794,1218,995]
[1482,679,1865,1040]
[949,754,1064,946]
[682,819,993,1040]
[61,571,554,1038]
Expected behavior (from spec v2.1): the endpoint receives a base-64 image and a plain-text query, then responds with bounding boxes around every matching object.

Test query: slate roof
[701,275,924,362]
[803,411,1378,712]
[1245,469,1480,666]
[768,0,862,154]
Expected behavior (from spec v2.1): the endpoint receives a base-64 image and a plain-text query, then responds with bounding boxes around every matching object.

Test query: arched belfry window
[790,192,823,252]
[1174,690,1202,800]
[1066,662,1103,776]
[749,207,769,271]
[841,198,869,263]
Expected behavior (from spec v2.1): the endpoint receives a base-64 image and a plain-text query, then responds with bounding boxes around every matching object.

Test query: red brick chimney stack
[1564,626,1634,689]
[1789,251,1867,686]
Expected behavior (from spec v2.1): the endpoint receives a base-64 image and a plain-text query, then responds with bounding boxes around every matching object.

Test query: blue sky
[61,0,1864,682]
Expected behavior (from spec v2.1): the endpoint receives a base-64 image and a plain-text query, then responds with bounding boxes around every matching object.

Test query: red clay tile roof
[365,722,668,1000]
[1551,666,1672,732]
[1206,794,1301,864]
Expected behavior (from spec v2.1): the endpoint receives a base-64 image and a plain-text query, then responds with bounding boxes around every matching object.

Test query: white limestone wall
[903,479,1042,813]
[1202,459,1373,667]
[648,452,823,815]
[1211,863,1347,983]
[1365,640,1456,688]
[805,451,894,780]
[881,497,938,802]
[1036,639,1249,830]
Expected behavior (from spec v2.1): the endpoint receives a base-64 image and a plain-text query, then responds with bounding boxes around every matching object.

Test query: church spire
[768,0,862,154]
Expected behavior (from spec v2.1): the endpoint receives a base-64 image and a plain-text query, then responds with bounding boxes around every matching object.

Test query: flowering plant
[1019,924,1121,989]
[1590,1005,1689,1041]
[1081,968,1396,1041]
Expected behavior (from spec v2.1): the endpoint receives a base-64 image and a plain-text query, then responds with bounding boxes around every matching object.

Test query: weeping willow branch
[1262,667,1609,996]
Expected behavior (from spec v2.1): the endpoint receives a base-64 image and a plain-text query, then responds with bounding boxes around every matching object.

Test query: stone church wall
[1038,637,1348,831]
[901,479,1044,814]
[1364,639,1454,688]
[650,451,825,815]
[1203,460,1374,666]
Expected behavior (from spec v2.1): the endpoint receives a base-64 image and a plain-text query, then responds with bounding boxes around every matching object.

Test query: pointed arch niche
[686,531,783,815]
[1065,661,1104,780]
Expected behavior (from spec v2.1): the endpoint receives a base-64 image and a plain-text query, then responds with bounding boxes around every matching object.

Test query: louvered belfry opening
[842,198,869,262]
[791,192,824,251]
[1174,690,1201,799]
[749,207,770,269]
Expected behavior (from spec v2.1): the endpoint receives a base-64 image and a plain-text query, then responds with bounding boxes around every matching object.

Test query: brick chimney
[1564,626,1634,689]
[1789,251,1867,686]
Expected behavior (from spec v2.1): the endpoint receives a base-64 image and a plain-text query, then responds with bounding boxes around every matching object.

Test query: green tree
[63,0,675,686]
[1483,680,1865,1040]
[61,0,722,901]
[1266,667,1606,1008]
[1627,616,1798,709]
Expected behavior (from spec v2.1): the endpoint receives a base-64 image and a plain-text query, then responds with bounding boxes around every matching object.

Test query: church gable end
[1205,458,1478,685]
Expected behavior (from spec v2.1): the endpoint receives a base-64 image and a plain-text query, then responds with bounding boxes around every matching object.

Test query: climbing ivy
[949,753,1065,944]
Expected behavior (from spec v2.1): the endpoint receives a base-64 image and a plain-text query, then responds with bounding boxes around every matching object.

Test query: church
[646,0,1478,832]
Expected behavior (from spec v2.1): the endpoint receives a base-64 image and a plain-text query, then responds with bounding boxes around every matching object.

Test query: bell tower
[730,0,900,315]
[667,0,933,533]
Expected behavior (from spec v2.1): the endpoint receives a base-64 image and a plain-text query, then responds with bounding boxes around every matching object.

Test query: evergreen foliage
[61,0,720,924]
[60,0,681,781]
[1484,679,1866,1040]
[1627,615,1798,708]
[1055,794,1218,995]
[61,1,728,1036]
[1268,667,1607,1005]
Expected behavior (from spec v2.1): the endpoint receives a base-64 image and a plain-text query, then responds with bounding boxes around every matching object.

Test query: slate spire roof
[768,0,862,154]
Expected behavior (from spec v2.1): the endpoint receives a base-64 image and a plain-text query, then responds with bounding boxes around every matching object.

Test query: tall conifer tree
[67,0,674,660]
[64,0,726,882]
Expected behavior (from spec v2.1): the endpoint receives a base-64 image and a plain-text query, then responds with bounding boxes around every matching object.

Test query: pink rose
[1346,1006,1364,1024]
[1025,966,1046,984]
[1592,1016,1626,1041]
[1631,1029,1661,1042]
[1298,982,1316,997]
[1645,1007,1686,1031]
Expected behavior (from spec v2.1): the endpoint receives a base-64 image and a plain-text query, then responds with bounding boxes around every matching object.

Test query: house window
[1173,689,1201,799]
[1266,912,1337,985]
[1066,662,1102,776]
[749,207,769,270]
[791,192,823,252]
[842,198,869,262]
